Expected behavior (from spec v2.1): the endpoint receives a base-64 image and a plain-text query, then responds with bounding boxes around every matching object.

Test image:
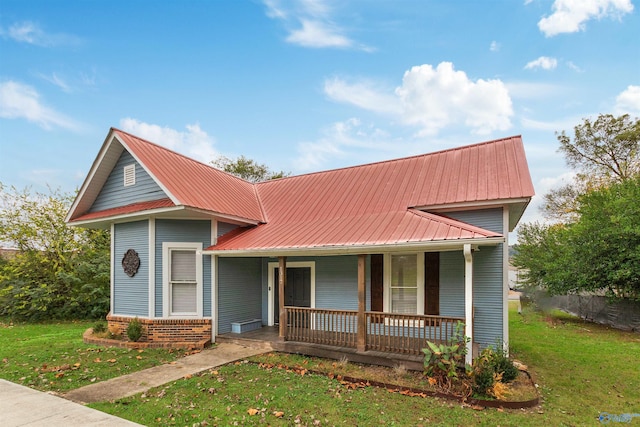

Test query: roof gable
[67,128,265,223]
[90,149,167,212]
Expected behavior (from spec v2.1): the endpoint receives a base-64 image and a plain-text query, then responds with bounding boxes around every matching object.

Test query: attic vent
[124,164,136,187]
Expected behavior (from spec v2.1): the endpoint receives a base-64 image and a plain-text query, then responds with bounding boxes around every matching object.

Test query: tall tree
[0,184,110,320]
[515,114,640,300]
[543,114,639,221]
[212,155,289,183]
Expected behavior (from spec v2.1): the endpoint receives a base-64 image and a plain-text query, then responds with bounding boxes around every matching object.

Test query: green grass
[88,305,640,426]
[2,306,639,426]
[0,320,186,393]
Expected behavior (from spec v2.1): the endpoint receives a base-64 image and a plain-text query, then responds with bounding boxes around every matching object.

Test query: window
[170,250,197,314]
[124,164,135,186]
[390,254,418,314]
[163,242,202,317]
[384,253,424,315]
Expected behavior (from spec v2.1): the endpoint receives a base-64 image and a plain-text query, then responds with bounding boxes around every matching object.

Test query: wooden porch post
[278,256,287,339]
[463,244,474,364]
[357,254,366,352]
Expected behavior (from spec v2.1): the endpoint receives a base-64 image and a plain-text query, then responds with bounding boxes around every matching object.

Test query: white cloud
[286,19,352,48]
[119,118,219,164]
[614,85,640,115]
[0,21,81,47]
[524,56,558,70]
[294,118,394,171]
[538,0,634,37]
[324,77,401,115]
[263,0,371,50]
[566,61,584,72]
[37,72,72,93]
[0,80,79,130]
[325,62,513,136]
[490,41,500,52]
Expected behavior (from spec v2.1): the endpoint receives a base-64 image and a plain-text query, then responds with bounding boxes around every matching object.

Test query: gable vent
[124,164,136,187]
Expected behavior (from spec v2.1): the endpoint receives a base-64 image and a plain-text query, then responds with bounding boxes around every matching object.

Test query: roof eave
[202,236,505,257]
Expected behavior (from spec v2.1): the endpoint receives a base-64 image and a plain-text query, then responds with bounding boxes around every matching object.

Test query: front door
[274,267,311,325]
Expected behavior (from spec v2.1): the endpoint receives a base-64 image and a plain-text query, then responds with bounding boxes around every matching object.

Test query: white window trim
[162,242,203,318]
[383,252,424,315]
[267,261,315,326]
[124,164,135,187]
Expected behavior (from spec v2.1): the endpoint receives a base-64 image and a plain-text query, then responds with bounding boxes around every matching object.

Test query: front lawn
[0,320,187,393]
[89,305,640,426]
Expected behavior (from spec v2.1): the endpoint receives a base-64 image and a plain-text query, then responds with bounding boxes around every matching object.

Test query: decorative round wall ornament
[122,249,140,277]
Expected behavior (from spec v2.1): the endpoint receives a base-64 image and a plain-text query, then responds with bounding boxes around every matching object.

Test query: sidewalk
[1,342,270,426]
[0,379,143,427]
[64,342,270,404]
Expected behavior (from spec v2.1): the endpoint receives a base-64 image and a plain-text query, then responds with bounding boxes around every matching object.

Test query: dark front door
[274,267,311,325]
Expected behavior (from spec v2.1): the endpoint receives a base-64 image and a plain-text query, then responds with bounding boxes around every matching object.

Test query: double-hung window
[163,242,202,317]
[385,253,424,315]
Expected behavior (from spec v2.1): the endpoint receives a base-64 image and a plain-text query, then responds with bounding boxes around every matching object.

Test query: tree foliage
[0,184,110,320]
[515,114,640,300]
[543,114,639,221]
[212,155,289,183]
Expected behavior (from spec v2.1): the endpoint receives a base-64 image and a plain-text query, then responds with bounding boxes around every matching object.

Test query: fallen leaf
[94,358,101,363]
[73,363,81,367]
[55,373,64,378]
[107,359,117,363]
[184,374,192,379]
[273,411,284,418]
[136,355,142,360]
[247,408,259,416]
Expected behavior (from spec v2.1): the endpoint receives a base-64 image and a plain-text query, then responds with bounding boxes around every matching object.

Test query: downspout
[463,243,473,365]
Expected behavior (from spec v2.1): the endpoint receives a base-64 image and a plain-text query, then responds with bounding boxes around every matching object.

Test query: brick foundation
[105,314,212,346]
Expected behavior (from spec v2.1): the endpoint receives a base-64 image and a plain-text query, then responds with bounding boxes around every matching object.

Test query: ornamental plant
[422,321,470,387]
[127,317,143,342]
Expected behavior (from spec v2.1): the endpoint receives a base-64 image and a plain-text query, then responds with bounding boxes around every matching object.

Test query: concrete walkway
[64,342,270,404]
[0,379,143,426]
[0,342,270,426]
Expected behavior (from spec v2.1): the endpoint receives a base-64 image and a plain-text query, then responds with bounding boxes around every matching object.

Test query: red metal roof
[212,209,501,252]
[70,198,175,222]
[114,129,265,223]
[70,129,534,251]
[207,135,533,252]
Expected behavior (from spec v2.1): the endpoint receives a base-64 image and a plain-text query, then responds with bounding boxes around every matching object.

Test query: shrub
[472,361,495,396]
[490,347,519,382]
[93,322,107,334]
[126,317,143,342]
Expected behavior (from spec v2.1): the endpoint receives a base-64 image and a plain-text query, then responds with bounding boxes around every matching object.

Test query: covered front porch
[215,244,479,366]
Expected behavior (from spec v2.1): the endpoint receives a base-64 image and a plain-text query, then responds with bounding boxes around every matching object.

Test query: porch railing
[284,306,464,356]
[286,307,357,348]
[366,312,464,355]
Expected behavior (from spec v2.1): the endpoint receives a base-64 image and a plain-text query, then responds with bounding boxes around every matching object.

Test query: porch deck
[216,326,426,371]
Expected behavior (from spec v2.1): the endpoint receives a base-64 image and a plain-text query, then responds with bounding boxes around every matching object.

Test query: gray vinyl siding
[113,220,148,316]
[472,245,504,349]
[218,258,262,334]
[154,220,211,317]
[442,208,505,349]
[217,222,239,237]
[445,208,503,234]
[439,251,465,318]
[259,256,371,325]
[91,150,166,212]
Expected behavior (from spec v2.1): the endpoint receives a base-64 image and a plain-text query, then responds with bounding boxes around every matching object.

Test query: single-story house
[67,128,534,364]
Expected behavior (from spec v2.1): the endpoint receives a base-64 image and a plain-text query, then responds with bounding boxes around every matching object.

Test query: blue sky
[1,0,639,228]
